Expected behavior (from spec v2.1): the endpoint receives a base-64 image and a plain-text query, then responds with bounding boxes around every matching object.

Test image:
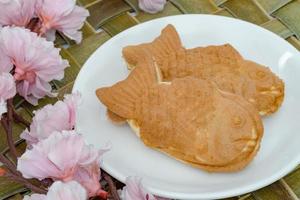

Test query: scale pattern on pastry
[96,58,264,172]
[122,25,284,116]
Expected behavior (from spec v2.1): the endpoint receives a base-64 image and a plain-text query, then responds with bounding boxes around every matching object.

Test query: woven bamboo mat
[1,0,300,199]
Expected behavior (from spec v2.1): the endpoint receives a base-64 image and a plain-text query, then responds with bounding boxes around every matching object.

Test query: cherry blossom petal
[23,181,87,200]
[36,0,89,43]
[138,0,166,14]
[0,73,16,101]
[17,140,62,180]
[0,47,13,73]
[0,73,16,118]
[122,177,169,200]
[0,26,69,105]
[21,93,81,146]
[73,162,102,197]
[0,0,36,27]
[74,144,108,197]
[23,194,46,200]
[78,144,108,166]
[0,102,6,120]
[46,181,87,200]
[18,130,107,197]
[63,92,81,129]
[17,131,84,181]
[20,130,39,145]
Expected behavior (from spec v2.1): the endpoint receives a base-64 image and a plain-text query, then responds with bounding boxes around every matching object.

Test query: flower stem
[12,109,30,128]
[103,171,120,200]
[41,178,53,188]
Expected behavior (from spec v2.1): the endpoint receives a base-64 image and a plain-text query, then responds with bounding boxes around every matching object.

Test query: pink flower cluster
[21,92,81,146]
[18,130,107,197]
[0,26,68,105]
[0,0,89,43]
[0,0,89,111]
[17,93,107,198]
[17,93,166,200]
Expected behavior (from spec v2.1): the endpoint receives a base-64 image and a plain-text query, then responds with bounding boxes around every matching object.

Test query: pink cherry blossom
[21,92,81,146]
[121,177,169,200]
[0,73,16,118]
[139,0,166,14]
[18,131,83,180]
[73,144,108,197]
[64,92,81,127]
[0,47,13,74]
[23,181,87,200]
[0,0,36,27]
[46,181,87,200]
[35,0,89,43]
[18,131,107,197]
[0,26,68,105]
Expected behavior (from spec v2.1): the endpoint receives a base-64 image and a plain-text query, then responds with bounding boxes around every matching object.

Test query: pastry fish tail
[96,57,162,119]
[122,24,184,69]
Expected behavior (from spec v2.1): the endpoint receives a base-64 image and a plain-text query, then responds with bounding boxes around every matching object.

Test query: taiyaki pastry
[122,25,284,116]
[96,58,264,172]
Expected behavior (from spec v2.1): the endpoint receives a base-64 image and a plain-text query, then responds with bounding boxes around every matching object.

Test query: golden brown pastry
[122,25,284,115]
[96,58,264,172]
[106,110,126,124]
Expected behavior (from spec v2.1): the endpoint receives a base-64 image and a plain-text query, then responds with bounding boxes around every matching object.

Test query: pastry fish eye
[256,71,266,79]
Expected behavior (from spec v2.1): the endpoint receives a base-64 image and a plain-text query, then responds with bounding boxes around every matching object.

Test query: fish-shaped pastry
[96,58,264,172]
[122,25,284,116]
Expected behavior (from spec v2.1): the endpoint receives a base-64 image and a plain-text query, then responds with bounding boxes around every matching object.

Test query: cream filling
[259,111,267,115]
[127,119,140,137]
[260,90,281,95]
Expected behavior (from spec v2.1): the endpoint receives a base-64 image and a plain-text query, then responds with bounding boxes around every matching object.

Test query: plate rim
[73,14,300,199]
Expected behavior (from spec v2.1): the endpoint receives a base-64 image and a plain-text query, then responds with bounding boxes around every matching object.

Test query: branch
[3,99,19,161]
[103,172,120,200]
[0,153,18,175]
[1,120,18,164]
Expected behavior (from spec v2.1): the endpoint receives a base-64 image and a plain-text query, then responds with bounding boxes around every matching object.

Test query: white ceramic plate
[73,15,300,200]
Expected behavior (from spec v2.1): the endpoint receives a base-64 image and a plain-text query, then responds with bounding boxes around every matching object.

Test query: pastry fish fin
[218,44,244,60]
[122,24,183,69]
[96,57,161,119]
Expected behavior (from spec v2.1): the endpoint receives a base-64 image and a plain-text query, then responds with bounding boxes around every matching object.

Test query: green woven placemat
[1,0,300,199]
